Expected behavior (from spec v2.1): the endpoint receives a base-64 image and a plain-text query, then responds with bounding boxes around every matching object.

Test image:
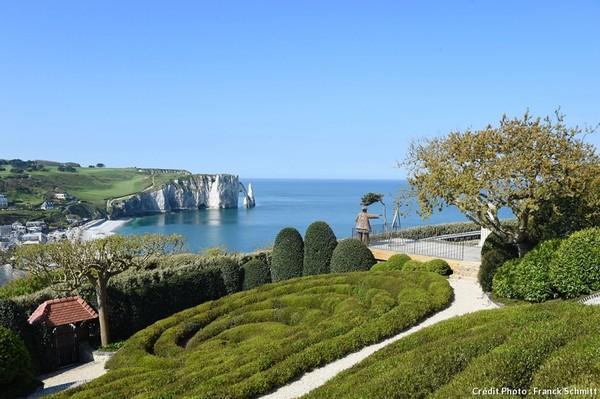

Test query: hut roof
[28,296,98,327]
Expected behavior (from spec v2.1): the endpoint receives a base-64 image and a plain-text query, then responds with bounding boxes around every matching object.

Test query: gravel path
[30,276,496,398]
[260,276,498,399]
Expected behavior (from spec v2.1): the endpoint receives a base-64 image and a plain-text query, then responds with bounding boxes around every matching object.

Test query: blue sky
[1,1,599,179]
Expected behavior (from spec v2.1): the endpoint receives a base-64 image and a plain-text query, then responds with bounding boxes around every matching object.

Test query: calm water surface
[117,179,470,253]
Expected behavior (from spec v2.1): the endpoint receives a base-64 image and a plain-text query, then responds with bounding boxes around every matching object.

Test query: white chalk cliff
[108,174,255,218]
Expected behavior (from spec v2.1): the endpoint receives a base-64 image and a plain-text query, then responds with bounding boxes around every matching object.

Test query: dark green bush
[481,231,518,259]
[330,238,376,273]
[216,257,242,294]
[303,221,337,276]
[0,325,35,399]
[492,240,561,302]
[241,259,272,290]
[271,227,304,282]
[478,249,511,292]
[550,227,600,298]
[492,258,522,299]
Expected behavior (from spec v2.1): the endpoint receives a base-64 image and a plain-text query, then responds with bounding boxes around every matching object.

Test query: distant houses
[0,194,8,208]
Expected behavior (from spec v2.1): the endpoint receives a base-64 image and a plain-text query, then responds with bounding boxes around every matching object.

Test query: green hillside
[0,161,189,226]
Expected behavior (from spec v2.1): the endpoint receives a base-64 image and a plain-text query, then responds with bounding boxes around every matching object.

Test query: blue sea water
[116,179,471,253]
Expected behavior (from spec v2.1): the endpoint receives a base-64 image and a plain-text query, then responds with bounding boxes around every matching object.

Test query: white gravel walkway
[260,276,498,399]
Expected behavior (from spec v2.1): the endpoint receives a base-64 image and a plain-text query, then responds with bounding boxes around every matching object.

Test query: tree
[12,234,183,346]
[402,109,599,257]
[361,193,387,227]
[96,163,105,168]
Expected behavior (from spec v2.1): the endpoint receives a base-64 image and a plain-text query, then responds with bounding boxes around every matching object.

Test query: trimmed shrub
[481,231,518,259]
[241,259,272,290]
[400,260,424,271]
[0,325,35,398]
[271,227,304,282]
[514,239,561,302]
[216,257,242,295]
[423,259,453,276]
[550,227,600,298]
[370,262,391,271]
[492,258,522,299]
[386,254,411,270]
[303,221,337,276]
[330,238,376,273]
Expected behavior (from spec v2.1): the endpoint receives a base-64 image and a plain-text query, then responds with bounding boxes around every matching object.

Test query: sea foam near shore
[79,219,131,241]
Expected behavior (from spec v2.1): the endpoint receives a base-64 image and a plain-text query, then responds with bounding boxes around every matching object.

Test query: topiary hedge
[271,227,304,282]
[478,249,511,292]
[549,227,600,298]
[330,238,376,273]
[423,259,453,276]
[386,254,411,270]
[0,325,36,399]
[304,302,600,399]
[303,221,337,276]
[241,259,272,290]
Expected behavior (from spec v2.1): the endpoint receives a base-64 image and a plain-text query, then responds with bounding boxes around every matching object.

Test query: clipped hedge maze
[53,271,451,399]
[305,301,600,399]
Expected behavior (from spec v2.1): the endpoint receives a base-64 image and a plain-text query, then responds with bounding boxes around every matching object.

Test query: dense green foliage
[478,231,518,291]
[422,259,453,276]
[51,271,451,399]
[330,238,376,273]
[492,240,561,302]
[271,227,304,282]
[385,221,481,241]
[0,272,54,299]
[304,302,600,399]
[0,325,36,399]
[241,259,272,290]
[549,227,600,298]
[303,221,337,276]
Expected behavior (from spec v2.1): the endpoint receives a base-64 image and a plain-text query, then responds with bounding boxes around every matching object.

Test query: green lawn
[303,301,600,399]
[51,271,452,399]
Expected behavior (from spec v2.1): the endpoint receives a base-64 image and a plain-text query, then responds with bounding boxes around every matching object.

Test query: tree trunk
[95,276,111,347]
[514,229,532,258]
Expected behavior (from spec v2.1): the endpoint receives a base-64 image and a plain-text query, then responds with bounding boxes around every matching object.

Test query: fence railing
[353,223,481,261]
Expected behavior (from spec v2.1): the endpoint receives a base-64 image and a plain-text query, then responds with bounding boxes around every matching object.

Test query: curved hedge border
[52,271,451,399]
[304,301,600,399]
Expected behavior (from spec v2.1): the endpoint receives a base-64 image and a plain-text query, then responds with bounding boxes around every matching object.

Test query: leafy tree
[11,234,183,346]
[96,163,105,168]
[303,221,337,276]
[402,109,599,257]
[361,192,387,227]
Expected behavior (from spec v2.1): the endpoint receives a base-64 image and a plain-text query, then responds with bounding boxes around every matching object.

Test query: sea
[116,178,471,253]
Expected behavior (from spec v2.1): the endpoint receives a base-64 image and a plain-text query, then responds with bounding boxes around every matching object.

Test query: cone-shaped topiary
[330,238,376,273]
[241,259,272,290]
[271,227,304,282]
[303,221,338,276]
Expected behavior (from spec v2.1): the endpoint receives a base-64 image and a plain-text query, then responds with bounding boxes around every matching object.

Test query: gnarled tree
[402,109,599,257]
[12,233,183,346]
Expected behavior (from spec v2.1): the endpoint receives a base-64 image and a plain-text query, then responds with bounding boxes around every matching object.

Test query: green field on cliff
[0,166,188,224]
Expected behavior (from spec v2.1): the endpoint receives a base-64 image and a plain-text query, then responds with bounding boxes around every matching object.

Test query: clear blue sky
[1,1,599,179]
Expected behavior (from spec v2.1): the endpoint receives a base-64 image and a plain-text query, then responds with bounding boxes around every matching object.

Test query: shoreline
[77,218,131,241]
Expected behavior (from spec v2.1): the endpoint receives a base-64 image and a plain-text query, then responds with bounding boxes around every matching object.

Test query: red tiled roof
[28,296,98,327]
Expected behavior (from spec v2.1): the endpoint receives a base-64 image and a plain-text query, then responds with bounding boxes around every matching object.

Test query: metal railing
[353,223,481,261]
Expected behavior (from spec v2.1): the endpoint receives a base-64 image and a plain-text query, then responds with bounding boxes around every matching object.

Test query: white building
[0,194,8,208]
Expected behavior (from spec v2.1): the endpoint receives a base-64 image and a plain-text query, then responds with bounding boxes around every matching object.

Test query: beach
[59,219,131,242]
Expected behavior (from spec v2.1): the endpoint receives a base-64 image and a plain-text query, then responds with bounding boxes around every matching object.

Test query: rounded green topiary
[330,238,376,273]
[423,259,453,276]
[400,260,424,271]
[512,239,561,302]
[303,221,337,276]
[271,227,304,282]
[550,227,600,298]
[386,254,411,270]
[0,325,32,386]
[241,259,272,290]
[370,262,391,271]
